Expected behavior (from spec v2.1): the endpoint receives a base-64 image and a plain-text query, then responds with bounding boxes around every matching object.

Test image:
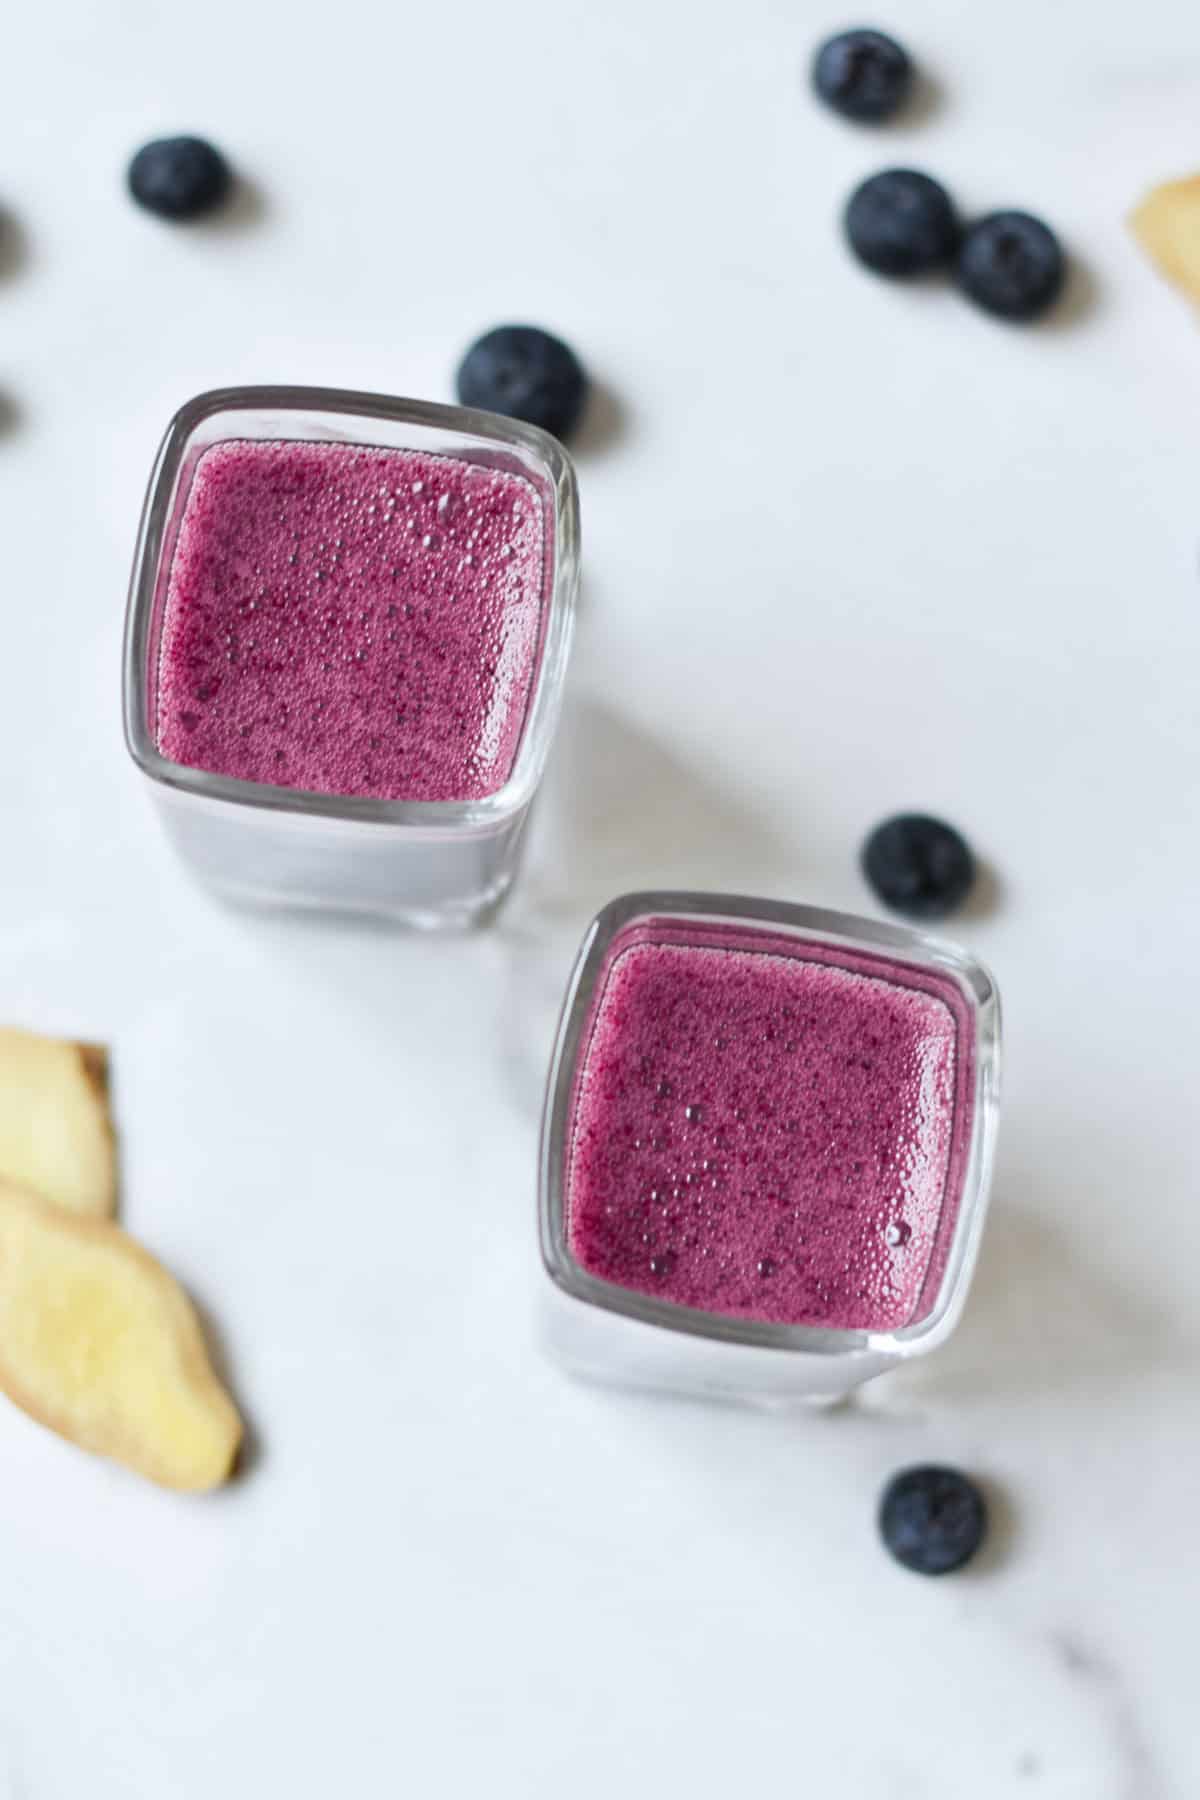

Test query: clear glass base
[540,1287,896,1410]
[149,782,531,927]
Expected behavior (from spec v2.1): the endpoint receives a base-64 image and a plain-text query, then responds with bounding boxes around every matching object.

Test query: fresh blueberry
[812,28,913,123]
[861,813,975,919]
[957,211,1065,321]
[844,169,959,277]
[127,137,232,221]
[879,1465,987,1575]
[455,325,588,440]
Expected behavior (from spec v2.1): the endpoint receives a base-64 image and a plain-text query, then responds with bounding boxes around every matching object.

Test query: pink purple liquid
[565,922,974,1332]
[155,440,546,801]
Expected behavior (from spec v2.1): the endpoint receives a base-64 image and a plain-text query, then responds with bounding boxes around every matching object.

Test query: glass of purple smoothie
[123,386,579,926]
[539,893,1001,1406]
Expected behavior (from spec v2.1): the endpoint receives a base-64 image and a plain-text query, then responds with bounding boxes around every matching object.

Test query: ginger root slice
[0,1181,241,1491]
[0,1027,117,1218]
[1130,173,1200,303]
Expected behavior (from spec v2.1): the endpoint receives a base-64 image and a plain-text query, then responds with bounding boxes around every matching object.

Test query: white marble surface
[0,1,1197,1793]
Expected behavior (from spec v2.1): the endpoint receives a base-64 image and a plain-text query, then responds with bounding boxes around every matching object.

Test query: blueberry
[861,813,975,919]
[455,325,588,440]
[879,1465,988,1575]
[957,211,1065,321]
[844,169,959,277]
[127,137,232,221]
[812,28,913,123]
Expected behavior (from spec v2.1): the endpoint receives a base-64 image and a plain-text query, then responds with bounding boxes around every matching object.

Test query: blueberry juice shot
[540,895,1000,1405]
[124,388,579,925]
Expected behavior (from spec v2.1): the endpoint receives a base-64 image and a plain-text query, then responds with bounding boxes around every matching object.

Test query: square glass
[539,892,1001,1406]
[123,385,580,927]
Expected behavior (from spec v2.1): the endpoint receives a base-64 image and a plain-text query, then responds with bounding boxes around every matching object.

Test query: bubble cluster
[565,935,964,1331]
[155,439,546,801]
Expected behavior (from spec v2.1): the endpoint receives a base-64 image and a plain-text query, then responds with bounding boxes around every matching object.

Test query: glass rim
[122,384,581,827]
[538,890,1002,1359]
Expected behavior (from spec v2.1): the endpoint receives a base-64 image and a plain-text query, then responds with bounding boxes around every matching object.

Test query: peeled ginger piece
[0,1181,241,1491]
[1130,174,1200,302]
[0,1027,117,1217]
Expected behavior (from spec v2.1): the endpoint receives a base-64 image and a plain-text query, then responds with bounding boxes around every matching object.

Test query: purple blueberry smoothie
[564,920,976,1332]
[154,439,545,801]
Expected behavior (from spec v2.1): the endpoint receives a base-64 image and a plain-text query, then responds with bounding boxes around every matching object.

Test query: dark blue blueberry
[127,137,232,221]
[879,1465,987,1575]
[957,211,1065,321]
[861,814,975,919]
[812,28,913,123]
[844,169,959,277]
[455,325,588,440]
